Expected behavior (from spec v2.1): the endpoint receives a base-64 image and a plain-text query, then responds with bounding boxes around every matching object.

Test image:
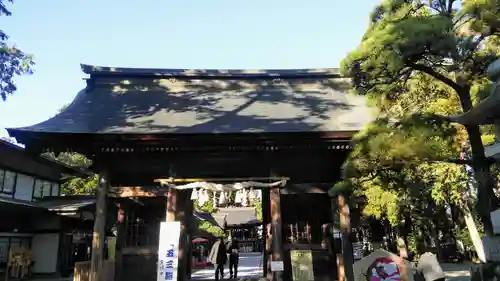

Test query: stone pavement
[191,252,264,280]
[27,260,472,281]
[441,263,472,281]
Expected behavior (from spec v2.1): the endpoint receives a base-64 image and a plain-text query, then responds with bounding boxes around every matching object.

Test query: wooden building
[7,64,372,281]
[0,139,92,277]
[216,207,262,252]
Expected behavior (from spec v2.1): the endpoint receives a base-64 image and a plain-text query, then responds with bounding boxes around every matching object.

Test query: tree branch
[407,62,462,93]
[447,0,456,14]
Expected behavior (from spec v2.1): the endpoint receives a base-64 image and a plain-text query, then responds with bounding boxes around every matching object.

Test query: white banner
[157,221,181,281]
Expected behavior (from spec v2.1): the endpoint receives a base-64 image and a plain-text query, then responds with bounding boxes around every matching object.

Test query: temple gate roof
[8,64,373,139]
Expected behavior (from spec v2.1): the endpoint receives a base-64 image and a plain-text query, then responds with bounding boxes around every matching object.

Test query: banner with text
[157,221,181,281]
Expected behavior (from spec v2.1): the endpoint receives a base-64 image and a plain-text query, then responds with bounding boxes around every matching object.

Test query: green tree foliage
[194,198,215,213]
[340,0,500,234]
[0,0,34,101]
[43,152,98,195]
[254,199,263,221]
[197,220,225,237]
[193,195,224,237]
[38,104,98,195]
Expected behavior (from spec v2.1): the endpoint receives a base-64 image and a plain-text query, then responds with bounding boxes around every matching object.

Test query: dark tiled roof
[35,197,96,212]
[0,197,45,209]
[194,211,226,229]
[0,196,93,214]
[0,139,92,177]
[7,64,373,136]
[215,207,261,227]
[80,64,342,78]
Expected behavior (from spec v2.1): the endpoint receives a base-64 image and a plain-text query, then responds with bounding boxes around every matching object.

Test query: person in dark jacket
[209,237,228,281]
[226,237,240,279]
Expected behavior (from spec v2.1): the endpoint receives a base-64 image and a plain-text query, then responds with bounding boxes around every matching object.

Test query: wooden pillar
[166,186,177,221]
[266,223,273,280]
[262,188,270,278]
[270,187,283,281]
[114,203,126,281]
[185,200,194,279]
[90,172,109,281]
[176,190,191,281]
[164,188,192,281]
[335,194,354,281]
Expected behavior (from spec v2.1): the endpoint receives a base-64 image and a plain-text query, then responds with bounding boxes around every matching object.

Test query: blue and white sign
[157,221,181,281]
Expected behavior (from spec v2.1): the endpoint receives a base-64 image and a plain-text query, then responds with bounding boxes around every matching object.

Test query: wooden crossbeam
[154,176,290,183]
[113,177,291,197]
[111,186,167,197]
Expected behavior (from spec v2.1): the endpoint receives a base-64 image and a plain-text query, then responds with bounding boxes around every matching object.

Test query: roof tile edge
[80,64,342,78]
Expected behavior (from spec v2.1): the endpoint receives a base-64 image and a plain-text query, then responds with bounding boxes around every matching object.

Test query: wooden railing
[73,260,115,281]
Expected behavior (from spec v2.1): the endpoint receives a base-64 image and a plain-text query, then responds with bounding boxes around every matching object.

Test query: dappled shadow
[12,67,372,135]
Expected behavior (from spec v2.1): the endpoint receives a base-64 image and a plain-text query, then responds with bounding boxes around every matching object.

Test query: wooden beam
[262,189,271,279]
[112,186,167,197]
[112,176,291,198]
[114,204,125,281]
[154,176,289,183]
[280,183,331,194]
[166,187,177,221]
[270,187,283,281]
[176,190,192,281]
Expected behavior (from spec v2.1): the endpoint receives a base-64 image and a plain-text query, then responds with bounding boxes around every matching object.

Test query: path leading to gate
[191,258,473,281]
[442,263,472,281]
[24,260,472,281]
[191,252,264,280]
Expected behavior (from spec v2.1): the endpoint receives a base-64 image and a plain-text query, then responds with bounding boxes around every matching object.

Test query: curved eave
[485,142,500,160]
[0,136,92,178]
[81,64,342,79]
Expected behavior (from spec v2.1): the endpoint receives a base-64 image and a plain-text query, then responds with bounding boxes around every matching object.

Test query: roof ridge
[81,64,341,78]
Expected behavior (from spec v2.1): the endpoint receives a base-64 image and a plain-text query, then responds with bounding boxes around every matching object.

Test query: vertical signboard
[157,221,181,281]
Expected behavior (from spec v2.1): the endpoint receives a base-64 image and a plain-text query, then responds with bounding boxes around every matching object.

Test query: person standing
[226,236,240,279]
[209,237,228,281]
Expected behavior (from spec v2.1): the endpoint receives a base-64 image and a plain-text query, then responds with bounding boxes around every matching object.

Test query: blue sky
[0,0,379,137]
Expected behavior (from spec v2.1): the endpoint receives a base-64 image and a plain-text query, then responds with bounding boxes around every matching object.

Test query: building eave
[449,58,500,126]
[449,90,500,125]
[0,138,92,178]
[486,142,500,160]
[80,64,342,79]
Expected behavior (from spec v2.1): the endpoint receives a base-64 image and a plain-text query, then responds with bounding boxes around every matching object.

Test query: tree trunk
[429,218,442,261]
[457,85,497,235]
[466,124,496,235]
